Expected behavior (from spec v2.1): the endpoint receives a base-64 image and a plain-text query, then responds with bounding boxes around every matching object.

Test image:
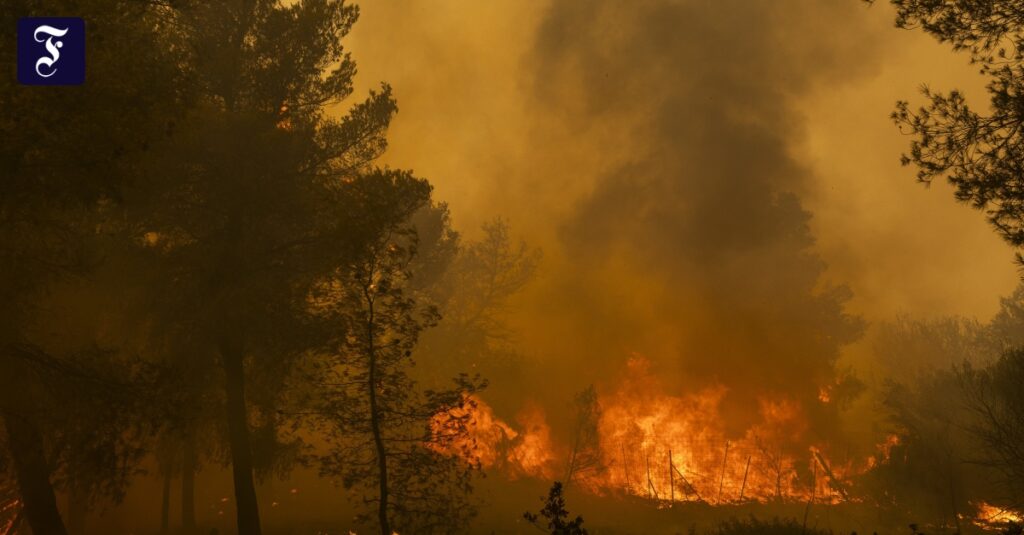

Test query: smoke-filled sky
[343,0,1020,416]
[347,0,1014,309]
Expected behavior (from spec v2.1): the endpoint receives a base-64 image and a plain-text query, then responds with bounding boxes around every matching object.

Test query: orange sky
[344,0,1018,329]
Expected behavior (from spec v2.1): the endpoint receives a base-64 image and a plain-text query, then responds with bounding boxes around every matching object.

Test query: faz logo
[17,17,85,85]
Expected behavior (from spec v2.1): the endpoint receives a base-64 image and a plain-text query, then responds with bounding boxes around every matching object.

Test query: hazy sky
[345,0,1019,345]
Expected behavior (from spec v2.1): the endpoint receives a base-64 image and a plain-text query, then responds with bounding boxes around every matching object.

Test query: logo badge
[17,17,85,85]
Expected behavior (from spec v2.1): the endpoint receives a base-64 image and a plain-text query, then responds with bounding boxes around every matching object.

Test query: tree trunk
[181,433,197,533]
[159,468,171,534]
[221,344,262,535]
[66,487,87,535]
[366,300,391,535]
[948,456,961,534]
[1,408,68,535]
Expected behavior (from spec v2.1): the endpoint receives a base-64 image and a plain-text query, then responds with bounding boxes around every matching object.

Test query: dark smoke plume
[523,0,882,436]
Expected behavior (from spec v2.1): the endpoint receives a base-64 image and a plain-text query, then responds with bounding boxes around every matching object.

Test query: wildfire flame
[974,502,1023,529]
[589,356,851,503]
[438,355,896,505]
[865,434,899,469]
[432,395,557,480]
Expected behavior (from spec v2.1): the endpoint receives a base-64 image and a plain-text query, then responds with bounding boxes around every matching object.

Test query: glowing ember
[1,497,21,535]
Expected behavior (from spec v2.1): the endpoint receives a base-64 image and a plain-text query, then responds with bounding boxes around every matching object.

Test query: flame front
[438,355,895,505]
[974,501,1023,529]
[587,356,853,503]
[432,395,557,480]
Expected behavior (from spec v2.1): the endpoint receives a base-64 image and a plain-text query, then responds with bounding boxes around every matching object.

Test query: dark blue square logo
[17,17,85,85]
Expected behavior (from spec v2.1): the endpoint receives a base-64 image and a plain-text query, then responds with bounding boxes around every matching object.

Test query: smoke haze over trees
[5,0,1024,534]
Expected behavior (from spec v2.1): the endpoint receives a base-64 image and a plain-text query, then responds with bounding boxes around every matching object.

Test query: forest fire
[434,397,558,480]
[442,356,899,506]
[10,0,1024,533]
[589,356,854,504]
[974,502,1024,530]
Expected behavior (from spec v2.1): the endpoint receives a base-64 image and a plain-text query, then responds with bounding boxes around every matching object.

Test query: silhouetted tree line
[9,0,1024,533]
[861,0,1024,527]
[0,1,540,535]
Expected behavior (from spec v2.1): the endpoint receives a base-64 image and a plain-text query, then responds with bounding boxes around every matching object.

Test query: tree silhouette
[884,0,1024,267]
[524,482,588,535]
[564,385,603,491]
[124,2,410,533]
[415,219,540,408]
[313,189,485,534]
[959,349,1024,504]
[0,0,183,532]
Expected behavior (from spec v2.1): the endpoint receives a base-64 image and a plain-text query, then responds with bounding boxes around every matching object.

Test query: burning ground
[446,355,888,504]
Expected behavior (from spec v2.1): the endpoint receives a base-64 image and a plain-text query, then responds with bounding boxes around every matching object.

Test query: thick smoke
[519,0,881,436]
[344,0,1000,446]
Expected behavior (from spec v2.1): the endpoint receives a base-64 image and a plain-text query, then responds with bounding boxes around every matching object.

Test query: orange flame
[592,356,844,503]
[432,395,556,479]
[974,502,1023,529]
[439,355,894,505]
[506,403,557,479]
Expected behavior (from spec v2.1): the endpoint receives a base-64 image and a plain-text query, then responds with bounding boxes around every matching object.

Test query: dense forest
[3,1,1024,534]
